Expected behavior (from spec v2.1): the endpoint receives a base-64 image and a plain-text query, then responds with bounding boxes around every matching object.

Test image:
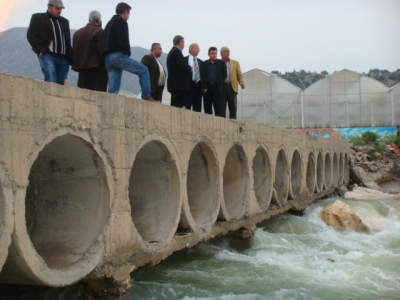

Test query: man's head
[220,46,230,61]
[88,10,101,25]
[151,43,162,58]
[47,0,64,18]
[189,43,200,57]
[116,2,131,21]
[173,35,185,50]
[208,47,218,62]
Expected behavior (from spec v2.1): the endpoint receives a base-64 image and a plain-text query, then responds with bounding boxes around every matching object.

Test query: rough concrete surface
[0,73,350,288]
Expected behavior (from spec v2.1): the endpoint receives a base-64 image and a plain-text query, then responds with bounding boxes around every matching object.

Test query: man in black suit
[184,43,207,112]
[203,47,227,117]
[167,35,192,108]
[27,0,73,85]
[141,43,166,101]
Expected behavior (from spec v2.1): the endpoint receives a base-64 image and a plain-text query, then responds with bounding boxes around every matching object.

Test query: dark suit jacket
[203,59,227,97]
[184,56,207,91]
[166,46,191,92]
[141,54,166,94]
[27,12,73,65]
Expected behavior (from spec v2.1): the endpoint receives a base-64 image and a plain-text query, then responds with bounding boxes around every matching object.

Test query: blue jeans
[38,53,69,85]
[105,52,151,99]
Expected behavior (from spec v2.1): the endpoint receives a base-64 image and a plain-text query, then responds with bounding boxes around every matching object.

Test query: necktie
[194,58,200,82]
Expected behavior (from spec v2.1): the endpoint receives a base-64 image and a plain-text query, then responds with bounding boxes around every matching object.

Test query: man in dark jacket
[72,10,107,92]
[102,2,156,101]
[27,0,73,85]
[203,47,227,117]
[184,43,207,112]
[141,43,166,102]
[166,35,192,108]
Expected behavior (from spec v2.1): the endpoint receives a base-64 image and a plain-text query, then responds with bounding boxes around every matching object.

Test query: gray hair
[89,10,101,23]
[220,46,229,53]
[151,43,160,51]
[173,35,184,46]
[189,43,198,51]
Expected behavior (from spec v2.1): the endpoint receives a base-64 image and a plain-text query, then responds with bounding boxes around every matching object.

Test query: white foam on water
[128,198,400,299]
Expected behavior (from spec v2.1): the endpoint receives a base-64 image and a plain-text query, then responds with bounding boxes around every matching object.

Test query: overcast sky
[1,0,399,74]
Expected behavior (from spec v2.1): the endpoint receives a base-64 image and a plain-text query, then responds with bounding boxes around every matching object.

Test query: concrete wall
[0,73,350,287]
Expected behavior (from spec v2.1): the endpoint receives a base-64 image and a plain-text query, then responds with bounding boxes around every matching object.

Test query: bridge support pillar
[83,266,134,300]
[229,227,256,251]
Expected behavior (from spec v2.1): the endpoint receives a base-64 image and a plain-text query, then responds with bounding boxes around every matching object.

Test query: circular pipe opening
[324,153,332,190]
[25,135,110,269]
[306,152,316,195]
[272,149,289,206]
[289,150,303,200]
[187,143,219,228]
[252,147,272,210]
[332,153,339,187]
[223,145,248,219]
[339,153,344,184]
[129,141,180,244]
[316,152,323,192]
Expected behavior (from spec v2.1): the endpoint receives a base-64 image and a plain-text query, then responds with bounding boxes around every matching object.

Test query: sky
[1,0,399,75]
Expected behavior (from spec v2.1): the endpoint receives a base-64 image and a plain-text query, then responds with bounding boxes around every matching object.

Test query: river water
[1,197,400,300]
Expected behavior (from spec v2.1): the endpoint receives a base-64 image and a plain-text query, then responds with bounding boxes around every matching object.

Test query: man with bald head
[184,43,206,112]
[27,0,73,85]
[220,46,245,119]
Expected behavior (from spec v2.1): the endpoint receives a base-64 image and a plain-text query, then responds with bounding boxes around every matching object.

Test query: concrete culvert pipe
[129,141,180,245]
[316,152,323,193]
[306,152,316,196]
[272,149,289,207]
[223,145,248,219]
[339,153,344,184]
[187,143,219,229]
[0,134,110,285]
[324,153,332,190]
[0,180,13,273]
[332,153,339,186]
[289,150,303,200]
[252,147,272,210]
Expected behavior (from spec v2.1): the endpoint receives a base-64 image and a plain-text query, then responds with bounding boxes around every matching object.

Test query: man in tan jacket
[220,46,245,119]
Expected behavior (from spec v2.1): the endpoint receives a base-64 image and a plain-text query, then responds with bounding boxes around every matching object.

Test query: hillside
[0,27,168,94]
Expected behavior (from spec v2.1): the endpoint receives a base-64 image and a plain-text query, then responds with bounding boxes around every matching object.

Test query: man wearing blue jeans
[27,0,73,85]
[102,2,156,101]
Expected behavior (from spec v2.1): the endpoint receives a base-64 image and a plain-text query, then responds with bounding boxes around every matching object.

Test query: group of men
[27,1,245,118]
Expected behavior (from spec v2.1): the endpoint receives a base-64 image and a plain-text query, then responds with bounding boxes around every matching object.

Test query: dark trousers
[171,89,188,108]
[186,81,203,112]
[152,85,164,102]
[223,83,237,119]
[204,82,225,117]
[78,69,108,92]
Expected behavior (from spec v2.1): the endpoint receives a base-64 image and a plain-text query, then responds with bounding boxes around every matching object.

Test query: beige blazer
[229,59,245,93]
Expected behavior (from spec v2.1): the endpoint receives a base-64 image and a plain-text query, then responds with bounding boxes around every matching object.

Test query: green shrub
[361,131,378,143]
[386,136,400,145]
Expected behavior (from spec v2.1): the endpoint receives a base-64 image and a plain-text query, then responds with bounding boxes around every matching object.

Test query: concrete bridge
[0,73,349,294]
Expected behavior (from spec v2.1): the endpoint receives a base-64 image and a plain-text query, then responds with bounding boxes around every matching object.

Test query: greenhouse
[302,69,391,128]
[160,69,397,128]
[390,83,400,126]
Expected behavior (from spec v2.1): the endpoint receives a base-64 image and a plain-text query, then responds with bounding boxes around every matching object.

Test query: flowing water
[1,197,400,300]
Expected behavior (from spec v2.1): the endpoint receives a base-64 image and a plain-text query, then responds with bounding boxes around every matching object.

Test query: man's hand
[240,83,245,89]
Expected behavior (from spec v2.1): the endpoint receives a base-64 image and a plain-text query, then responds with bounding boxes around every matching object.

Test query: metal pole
[371,102,374,127]
[391,89,395,126]
[301,90,304,128]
